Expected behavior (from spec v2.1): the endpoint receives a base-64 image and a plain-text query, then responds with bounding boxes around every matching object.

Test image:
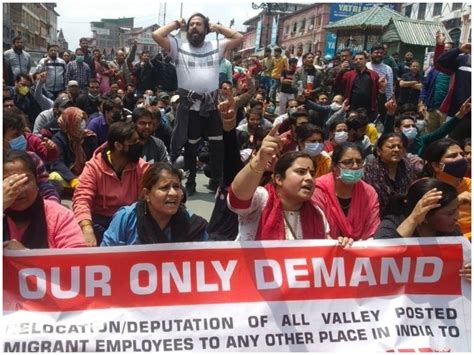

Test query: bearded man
[3,36,32,86]
[366,43,394,122]
[36,44,67,99]
[153,13,243,195]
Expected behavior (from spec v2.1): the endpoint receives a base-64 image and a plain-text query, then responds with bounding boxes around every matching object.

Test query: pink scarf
[315,172,372,240]
[255,183,326,240]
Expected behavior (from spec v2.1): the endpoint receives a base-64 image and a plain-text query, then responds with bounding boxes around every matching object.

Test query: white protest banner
[2,238,471,352]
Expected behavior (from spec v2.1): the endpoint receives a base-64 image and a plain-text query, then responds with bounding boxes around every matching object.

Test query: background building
[57,28,69,52]
[241,2,307,56]
[3,2,59,53]
[279,3,331,54]
[90,17,134,54]
[400,3,471,46]
[240,2,402,58]
[121,24,160,57]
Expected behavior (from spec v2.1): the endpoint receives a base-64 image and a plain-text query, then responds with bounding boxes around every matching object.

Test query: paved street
[184,172,216,222]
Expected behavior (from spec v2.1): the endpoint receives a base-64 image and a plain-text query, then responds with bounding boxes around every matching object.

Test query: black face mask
[125,143,142,163]
[442,159,468,179]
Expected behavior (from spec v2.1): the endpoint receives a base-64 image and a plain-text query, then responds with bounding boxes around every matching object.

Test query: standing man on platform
[152,13,243,195]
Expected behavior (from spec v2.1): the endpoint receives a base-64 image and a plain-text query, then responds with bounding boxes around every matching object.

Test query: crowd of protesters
[1,14,472,278]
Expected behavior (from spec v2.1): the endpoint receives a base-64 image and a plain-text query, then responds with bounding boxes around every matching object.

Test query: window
[452,3,462,11]
[316,14,322,27]
[405,5,412,17]
[417,3,426,20]
[293,22,297,33]
[301,18,306,32]
[285,25,289,34]
[449,28,461,47]
[433,3,442,16]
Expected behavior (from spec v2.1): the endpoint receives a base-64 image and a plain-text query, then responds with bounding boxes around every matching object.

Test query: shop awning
[381,18,452,46]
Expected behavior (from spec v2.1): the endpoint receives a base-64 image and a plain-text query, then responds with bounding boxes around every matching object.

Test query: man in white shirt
[153,13,243,194]
[295,46,304,69]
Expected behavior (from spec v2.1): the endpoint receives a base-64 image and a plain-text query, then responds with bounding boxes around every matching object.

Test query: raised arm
[234,72,256,109]
[231,124,281,201]
[34,72,54,109]
[209,22,243,52]
[433,31,454,75]
[126,40,138,69]
[152,18,186,52]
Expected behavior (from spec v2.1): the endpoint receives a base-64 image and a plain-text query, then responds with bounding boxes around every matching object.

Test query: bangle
[174,20,181,30]
[248,158,265,174]
[79,220,93,228]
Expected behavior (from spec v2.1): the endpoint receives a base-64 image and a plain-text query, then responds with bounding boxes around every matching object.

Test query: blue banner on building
[325,32,337,56]
[329,3,397,22]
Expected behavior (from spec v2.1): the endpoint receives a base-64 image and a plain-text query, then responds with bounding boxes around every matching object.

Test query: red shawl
[255,183,326,240]
[313,172,380,240]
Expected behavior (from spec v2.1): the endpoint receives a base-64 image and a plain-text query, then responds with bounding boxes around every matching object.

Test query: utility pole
[164,2,166,25]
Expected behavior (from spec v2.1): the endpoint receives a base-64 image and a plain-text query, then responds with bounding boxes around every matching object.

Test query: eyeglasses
[338,159,365,168]
[136,120,153,127]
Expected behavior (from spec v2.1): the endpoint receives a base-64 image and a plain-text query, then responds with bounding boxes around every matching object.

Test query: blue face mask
[9,134,27,151]
[288,108,297,116]
[339,167,364,184]
[304,142,324,157]
[266,106,275,114]
[402,127,417,140]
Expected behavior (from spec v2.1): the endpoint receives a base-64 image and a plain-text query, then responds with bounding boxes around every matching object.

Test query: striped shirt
[366,62,394,99]
[169,35,227,94]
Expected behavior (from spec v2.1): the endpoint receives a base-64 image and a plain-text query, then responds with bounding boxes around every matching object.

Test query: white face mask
[334,131,348,144]
[330,102,342,111]
[415,120,426,131]
[80,120,86,130]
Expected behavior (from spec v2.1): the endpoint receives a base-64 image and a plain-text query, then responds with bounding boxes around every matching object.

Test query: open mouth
[300,184,313,192]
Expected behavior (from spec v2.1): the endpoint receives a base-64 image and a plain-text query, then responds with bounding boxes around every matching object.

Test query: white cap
[170,95,180,104]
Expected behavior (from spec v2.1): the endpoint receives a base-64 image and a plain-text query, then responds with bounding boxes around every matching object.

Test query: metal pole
[164,2,166,25]
[180,2,183,18]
